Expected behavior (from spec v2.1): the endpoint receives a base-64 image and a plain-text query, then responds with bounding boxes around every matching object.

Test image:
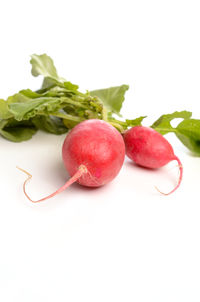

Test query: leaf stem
[151,127,177,134]
[109,121,124,132]
[102,106,108,121]
[49,112,84,122]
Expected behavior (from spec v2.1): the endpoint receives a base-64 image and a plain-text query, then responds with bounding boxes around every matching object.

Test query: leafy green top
[0,53,200,155]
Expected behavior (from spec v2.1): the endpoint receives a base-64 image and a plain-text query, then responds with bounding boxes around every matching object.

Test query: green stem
[41,112,84,123]
[62,97,88,109]
[109,121,124,132]
[151,127,177,133]
[102,107,108,121]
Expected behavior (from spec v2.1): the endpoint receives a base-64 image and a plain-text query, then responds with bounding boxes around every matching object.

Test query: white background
[0,1,200,301]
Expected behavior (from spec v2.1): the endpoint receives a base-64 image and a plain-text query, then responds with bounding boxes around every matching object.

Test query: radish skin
[18,119,125,202]
[62,119,125,187]
[123,126,183,195]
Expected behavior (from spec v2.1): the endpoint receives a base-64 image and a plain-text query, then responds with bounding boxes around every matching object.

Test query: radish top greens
[0,54,200,155]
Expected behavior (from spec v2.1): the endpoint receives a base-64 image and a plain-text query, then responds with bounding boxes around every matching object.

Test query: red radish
[123,126,183,195]
[18,119,125,203]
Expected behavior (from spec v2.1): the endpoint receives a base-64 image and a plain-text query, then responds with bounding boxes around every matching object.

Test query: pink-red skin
[19,119,125,203]
[62,119,125,187]
[124,126,177,169]
[123,126,183,195]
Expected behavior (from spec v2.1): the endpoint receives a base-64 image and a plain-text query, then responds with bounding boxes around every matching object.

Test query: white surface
[0,0,200,301]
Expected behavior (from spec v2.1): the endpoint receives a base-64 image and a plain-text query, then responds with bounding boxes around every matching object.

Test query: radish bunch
[19,119,182,202]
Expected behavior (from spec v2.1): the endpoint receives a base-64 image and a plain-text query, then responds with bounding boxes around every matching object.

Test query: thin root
[17,165,88,203]
[155,156,183,196]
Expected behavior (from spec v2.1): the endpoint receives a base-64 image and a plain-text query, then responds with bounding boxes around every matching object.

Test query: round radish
[18,119,125,202]
[62,119,125,187]
[123,126,183,195]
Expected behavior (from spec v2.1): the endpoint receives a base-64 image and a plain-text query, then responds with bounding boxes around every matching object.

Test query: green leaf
[151,111,192,134]
[64,81,79,92]
[19,89,41,98]
[0,119,37,142]
[175,119,200,155]
[7,92,31,104]
[30,54,67,89]
[125,116,146,127]
[107,116,146,132]
[151,111,200,154]
[0,99,13,119]
[8,96,67,121]
[90,85,129,115]
[0,127,37,142]
[30,54,81,93]
[30,54,61,81]
[41,77,58,89]
[32,115,68,135]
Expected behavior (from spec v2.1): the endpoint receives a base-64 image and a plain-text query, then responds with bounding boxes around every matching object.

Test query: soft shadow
[124,159,180,197]
[50,160,69,183]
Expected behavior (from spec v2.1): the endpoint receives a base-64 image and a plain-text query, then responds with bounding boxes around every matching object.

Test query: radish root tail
[17,165,88,203]
[155,156,183,196]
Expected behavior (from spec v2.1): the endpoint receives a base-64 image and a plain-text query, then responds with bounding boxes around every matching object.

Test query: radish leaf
[151,111,192,134]
[0,119,37,142]
[32,116,68,134]
[30,54,61,81]
[176,119,200,154]
[90,85,129,116]
[0,99,13,119]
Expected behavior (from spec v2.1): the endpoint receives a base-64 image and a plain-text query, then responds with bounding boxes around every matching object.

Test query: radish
[123,126,183,195]
[18,119,125,202]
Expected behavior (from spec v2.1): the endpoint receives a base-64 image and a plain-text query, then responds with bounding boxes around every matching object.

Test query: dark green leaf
[0,127,37,142]
[0,119,37,142]
[32,115,68,135]
[176,119,200,155]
